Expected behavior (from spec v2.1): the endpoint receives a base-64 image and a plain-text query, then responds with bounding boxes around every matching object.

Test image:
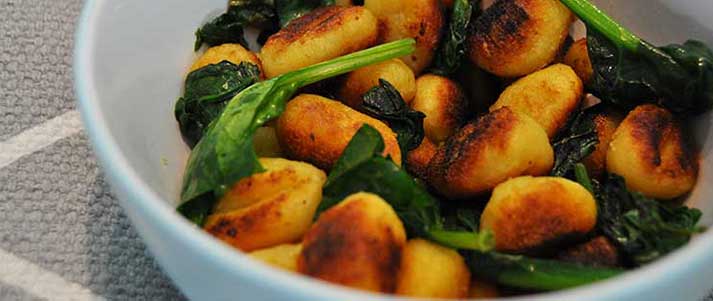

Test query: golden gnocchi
[298,193,406,293]
[260,6,378,78]
[469,0,573,77]
[203,158,326,251]
[411,74,469,143]
[276,94,401,169]
[607,105,697,199]
[428,107,554,199]
[490,64,583,138]
[480,176,597,253]
[364,0,444,74]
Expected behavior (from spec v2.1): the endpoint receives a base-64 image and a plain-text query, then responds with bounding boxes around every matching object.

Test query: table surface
[1,0,713,300]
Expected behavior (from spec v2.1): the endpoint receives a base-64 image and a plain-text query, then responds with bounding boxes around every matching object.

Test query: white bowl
[74,0,713,300]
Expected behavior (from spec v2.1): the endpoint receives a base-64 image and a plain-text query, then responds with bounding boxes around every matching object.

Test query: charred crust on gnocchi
[607,104,698,199]
[298,193,406,293]
[469,0,573,77]
[428,107,553,199]
[480,176,597,253]
[276,94,401,170]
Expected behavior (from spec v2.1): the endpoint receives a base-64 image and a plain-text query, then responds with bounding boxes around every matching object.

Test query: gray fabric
[0,0,184,299]
[0,285,43,301]
[0,134,184,300]
[0,0,79,141]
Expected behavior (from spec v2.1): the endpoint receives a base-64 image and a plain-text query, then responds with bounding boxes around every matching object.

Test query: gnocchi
[260,6,378,78]
[428,107,554,199]
[276,94,401,169]
[298,193,406,293]
[607,104,697,199]
[203,158,326,251]
[480,176,597,253]
[469,0,573,77]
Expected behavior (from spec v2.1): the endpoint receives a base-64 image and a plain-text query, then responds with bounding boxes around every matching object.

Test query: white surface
[75,0,713,300]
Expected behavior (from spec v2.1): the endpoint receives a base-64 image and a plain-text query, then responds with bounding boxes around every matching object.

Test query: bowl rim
[73,1,713,300]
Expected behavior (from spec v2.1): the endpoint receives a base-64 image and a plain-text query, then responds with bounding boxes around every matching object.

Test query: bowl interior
[77,0,713,299]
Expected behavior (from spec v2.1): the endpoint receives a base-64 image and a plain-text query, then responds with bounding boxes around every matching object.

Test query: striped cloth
[1,0,183,300]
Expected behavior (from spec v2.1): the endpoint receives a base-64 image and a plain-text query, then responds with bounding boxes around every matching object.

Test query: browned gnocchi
[480,176,597,253]
[260,6,378,78]
[364,0,445,74]
[428,107,554,199]
[607,105,698,199]
[298,193,406,293]
[469,0,573,77]
[276,94,401,169]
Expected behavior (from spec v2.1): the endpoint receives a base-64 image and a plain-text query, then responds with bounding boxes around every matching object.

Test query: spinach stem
[574,163,594,193]
[279,39,416,88]
[558,0,640,52]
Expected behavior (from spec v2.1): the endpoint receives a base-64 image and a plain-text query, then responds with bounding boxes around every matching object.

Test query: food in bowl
[172,0,713,298]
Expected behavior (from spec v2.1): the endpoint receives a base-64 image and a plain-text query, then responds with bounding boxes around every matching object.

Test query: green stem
[574,163,594,193]
[429,229,494,251]
[279,39,416,88]
[559,0,640,52]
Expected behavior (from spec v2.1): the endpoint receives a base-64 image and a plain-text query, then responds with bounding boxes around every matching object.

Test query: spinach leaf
[177,39,417,225]
[430,0,477,75]
[559,0,713,115]
[275,0,336,27]
[318,124,494,251]
[175,61,262,147]
[550,108,598,177]
[194,0,275,51]
[361,79,426,153]
[574,164,703,266]
[464,251,623,291]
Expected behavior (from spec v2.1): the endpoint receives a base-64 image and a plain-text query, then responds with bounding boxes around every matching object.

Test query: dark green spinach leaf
[574,164,703,266]
[318,124,494,251]
[175,61,261,147]
[361,79,426,153]
[560,0,713,115]
[465,251,623,291]
[194,0,275,50]
[275,0,336,27]
[430,0,477,75]
[177,39,417,225]
[550,108,598,177]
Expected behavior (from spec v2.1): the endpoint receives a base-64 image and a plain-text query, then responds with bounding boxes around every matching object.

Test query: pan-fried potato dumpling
[563,38,594,84]
[339,59,417,108]
[260,6,378,78]
[298,193,406,293]
[277,94,401,170]
[189,43,263,75]
[469,0,573,77]
[428,107,554,199]
[395,239,470,298]
[583,111,622,178]
[406,138,438,180]
[249,243,303,272]
[364,0,444,74]
[607,105,697,199]
[203,158,326,251]
[480,176,597,253]
[411,74,469,143]
[490,64,583,138]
